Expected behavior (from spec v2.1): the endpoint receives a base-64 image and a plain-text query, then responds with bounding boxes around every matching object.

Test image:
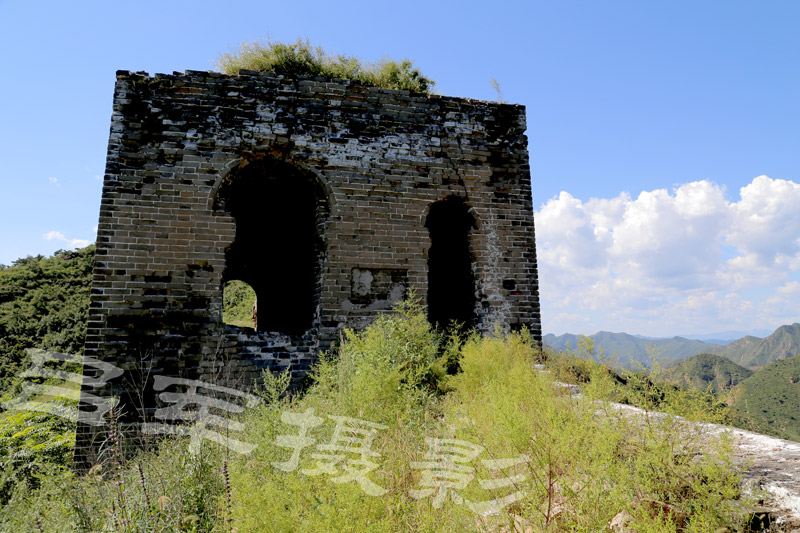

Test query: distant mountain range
[550,323,800,442]
[632,330,774,345]
[542,331,715,368]
[636,329,776,343]
[544,323,800,370]
[708,324,800,369]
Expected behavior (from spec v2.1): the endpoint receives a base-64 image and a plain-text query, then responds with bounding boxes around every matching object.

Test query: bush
[0,408,75,506]
[229,296,451,532]
[301,295,445,424]
[216,38,435,94]
[0,246,94,393]
[222,279,256,328]
[0,297,756,531]
[0,423,230,531]
[229,302,752,531]
[447,333,749,531]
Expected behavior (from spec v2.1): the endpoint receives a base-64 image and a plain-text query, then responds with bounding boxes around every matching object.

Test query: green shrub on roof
[215,38,434,94]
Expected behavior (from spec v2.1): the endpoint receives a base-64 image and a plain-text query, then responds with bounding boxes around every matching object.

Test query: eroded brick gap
[425,196,477,329]
[219,158,328,335]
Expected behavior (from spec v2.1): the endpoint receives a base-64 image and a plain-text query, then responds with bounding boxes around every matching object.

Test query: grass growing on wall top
[216,38,435,95]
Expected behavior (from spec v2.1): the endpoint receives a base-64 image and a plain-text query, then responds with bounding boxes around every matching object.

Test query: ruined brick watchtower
[77,69,541,461]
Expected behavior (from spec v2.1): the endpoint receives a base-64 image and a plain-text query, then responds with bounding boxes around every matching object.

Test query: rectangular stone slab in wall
[75,68,541,466]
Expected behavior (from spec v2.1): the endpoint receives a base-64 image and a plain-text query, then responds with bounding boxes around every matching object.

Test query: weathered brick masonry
[77,69,541,461]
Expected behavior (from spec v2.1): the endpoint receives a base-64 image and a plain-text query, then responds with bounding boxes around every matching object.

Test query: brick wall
[76,69,541,464]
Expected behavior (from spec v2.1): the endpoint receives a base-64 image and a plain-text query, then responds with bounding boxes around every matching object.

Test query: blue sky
[1,0,798,337]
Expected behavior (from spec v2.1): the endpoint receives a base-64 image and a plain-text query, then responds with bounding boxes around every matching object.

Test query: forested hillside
[661,353,753,394]
[646,351,800,442]
[729,354,800,442]
[0,246,94,392]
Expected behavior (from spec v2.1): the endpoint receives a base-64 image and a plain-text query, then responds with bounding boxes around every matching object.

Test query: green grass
[225,314,752,532]
[0,300,757,531]
[216,38,435,94]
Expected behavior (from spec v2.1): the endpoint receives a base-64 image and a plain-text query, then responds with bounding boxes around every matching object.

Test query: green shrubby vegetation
[547,338,732,425]
[651,349,800,442]
[0,406,75,506]
[222,306,752,532]
[728,354,800,442]
[0,248,93,513]
[222,280,257,328]
[0,248,770,530]
[0,247,94,392]
[216,39,435,94]
[1,430,230,531]
[0,296,757,531]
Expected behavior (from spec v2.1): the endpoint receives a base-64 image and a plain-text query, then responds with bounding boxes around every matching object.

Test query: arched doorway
[215,158,329,335]
[425,196,477,330]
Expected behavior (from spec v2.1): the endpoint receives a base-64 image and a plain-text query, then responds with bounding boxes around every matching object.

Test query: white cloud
[43,230,66,241]
[778,281,800,296]
[536,175,800,336]
[49,177,58,184]
[42,231,91,249]
[727,175,800,271]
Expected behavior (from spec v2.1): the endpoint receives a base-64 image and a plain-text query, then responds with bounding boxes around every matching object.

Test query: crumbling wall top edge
[113,69,526,111]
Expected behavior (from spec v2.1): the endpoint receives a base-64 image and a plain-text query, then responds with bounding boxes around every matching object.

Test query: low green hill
[729,354,800,442]
[660,353,753,394]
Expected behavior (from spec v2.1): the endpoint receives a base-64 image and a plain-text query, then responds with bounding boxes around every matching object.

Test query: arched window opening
[222,280,257,329]
[425,196,477,330]
[218,159,328,335]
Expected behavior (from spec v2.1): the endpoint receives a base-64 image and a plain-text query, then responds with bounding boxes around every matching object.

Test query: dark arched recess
[215,158,329,335]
